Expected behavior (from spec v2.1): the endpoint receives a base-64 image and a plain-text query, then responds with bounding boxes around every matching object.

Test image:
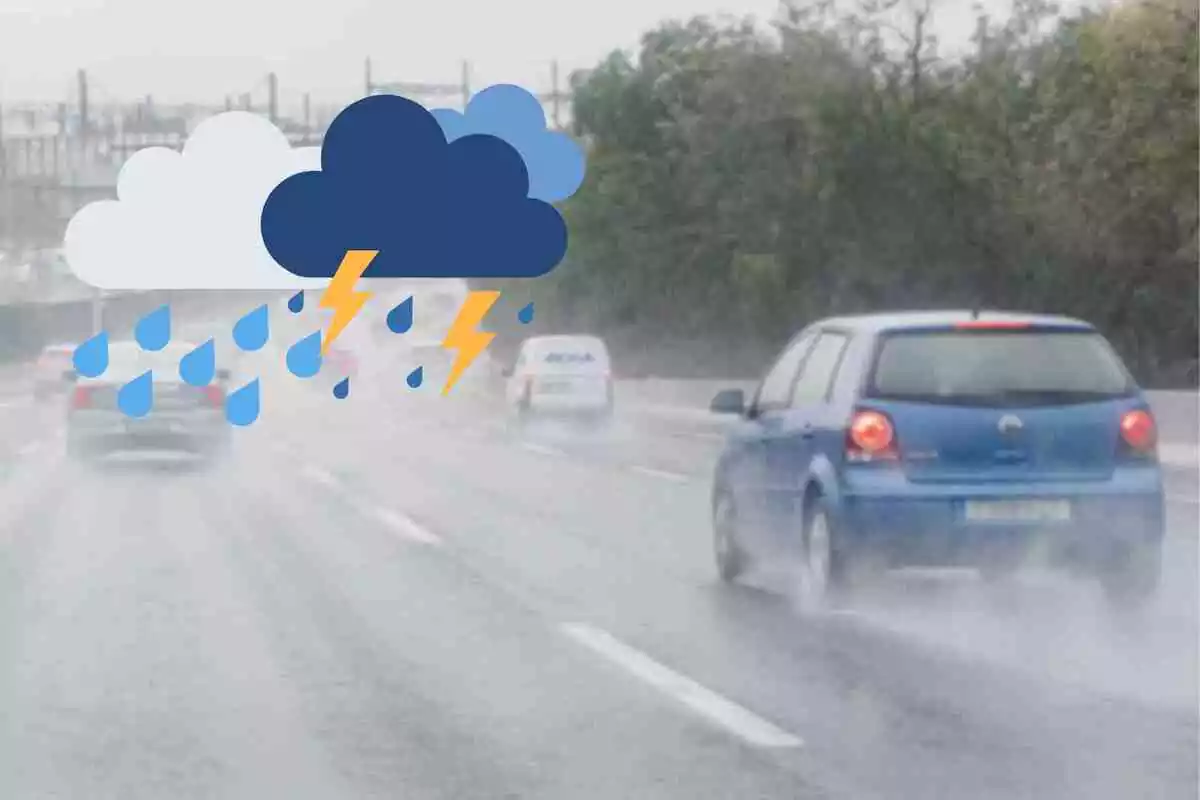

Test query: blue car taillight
[1118,408,1157,459]
[846,409,900,463]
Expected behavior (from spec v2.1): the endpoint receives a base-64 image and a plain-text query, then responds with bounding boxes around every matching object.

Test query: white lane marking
[1166,493,1200,506]
[561,623,803,749]
[372,507,442,546]
[298,459,443,546]
[1158,444,1198,470]
[629,465,691,484]
[301,464,340,488]
[16,441,41,458]
[520,442,563,458]
[676,430,725,443]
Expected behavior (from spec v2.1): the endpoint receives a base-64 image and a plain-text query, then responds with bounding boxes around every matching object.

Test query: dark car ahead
[709,311,1164,610]
[66,340,232,466]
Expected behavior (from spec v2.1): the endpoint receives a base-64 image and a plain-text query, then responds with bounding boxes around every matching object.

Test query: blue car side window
[790,332,850,407]
[754,331,818,413]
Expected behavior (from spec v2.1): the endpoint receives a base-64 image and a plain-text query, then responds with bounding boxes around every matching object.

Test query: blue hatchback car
[709,311,1164,608]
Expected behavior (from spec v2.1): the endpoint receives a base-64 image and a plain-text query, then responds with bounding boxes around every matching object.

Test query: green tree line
[487,0,1198,386]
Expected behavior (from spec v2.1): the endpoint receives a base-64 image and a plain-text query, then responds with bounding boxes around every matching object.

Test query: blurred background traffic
[0,1,1195,799]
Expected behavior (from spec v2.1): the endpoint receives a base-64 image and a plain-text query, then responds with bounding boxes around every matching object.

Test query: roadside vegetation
[490,0,1198,385]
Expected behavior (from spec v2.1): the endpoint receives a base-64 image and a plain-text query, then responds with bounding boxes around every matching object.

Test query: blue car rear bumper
[835,465,1165,569]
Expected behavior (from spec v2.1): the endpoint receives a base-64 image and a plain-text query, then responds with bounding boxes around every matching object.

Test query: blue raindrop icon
[135,305,171,351]
[233,304,269,352]
[387,297,414,334]
[406,366,424,389]
[518,302,535,324]
[73,331,109,378]
[179,340,216,386]
[333,378,350,399]
[226,379,260,426]
[287,291,305,314]
[286,332,323,379]
[118,371,153,418]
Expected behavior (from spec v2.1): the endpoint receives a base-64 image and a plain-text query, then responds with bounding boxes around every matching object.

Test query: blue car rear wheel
[798,495,882,609]
[713,493,747,583]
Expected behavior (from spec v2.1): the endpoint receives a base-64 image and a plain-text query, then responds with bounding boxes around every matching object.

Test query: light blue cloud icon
[431,84,586,203]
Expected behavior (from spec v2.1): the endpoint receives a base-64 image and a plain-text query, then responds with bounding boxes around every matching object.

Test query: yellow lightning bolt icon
[441,290,501,396]
[319,249,377,355]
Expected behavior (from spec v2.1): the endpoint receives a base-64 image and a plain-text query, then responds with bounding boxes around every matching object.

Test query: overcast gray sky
[0,0,1094,108]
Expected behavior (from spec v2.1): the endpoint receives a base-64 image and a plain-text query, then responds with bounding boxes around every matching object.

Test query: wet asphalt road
[0,353,1195,800]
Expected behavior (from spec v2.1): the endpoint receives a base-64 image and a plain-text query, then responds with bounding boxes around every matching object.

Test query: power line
[0,62,577,251]
[364,58,572,129]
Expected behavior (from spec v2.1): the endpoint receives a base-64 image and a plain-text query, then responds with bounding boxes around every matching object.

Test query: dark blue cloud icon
[431,85,586,203]
[260,93,568,279]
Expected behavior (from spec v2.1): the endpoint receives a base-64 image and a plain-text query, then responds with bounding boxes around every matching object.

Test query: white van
[504,335,614,422]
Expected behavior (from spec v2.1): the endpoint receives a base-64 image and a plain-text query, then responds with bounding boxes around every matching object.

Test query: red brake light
[1119,409,1156,453]
[70,386,93,409]
[202,385,225,407]
[847,410,898,461]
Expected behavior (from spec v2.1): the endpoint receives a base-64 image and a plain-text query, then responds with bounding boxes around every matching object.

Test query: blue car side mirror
[710,388,745,415]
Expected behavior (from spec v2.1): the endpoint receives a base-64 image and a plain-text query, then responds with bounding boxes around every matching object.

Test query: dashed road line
[674,430,726,444]
[372,506,442,546]
[629,465,691,484]
[301,464,340,488]
[478,420,509,435]
[298,459,442,546]
[825,608,870,621]
[16,441,42,458]
[1166,493,1199,507]
[520,442,563,458]
[561,622,803,749]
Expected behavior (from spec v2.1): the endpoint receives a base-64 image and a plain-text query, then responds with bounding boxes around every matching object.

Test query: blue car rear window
[867,329,1135,406]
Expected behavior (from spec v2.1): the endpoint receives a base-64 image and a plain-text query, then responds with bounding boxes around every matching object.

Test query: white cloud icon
[64,111,329,290]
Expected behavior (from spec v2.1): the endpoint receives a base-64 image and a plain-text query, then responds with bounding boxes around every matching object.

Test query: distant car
[33,343,76,399]
[398,339,496,396]
[708,311,1165,609]
[66,340,232,465]
[503,335,615,424]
